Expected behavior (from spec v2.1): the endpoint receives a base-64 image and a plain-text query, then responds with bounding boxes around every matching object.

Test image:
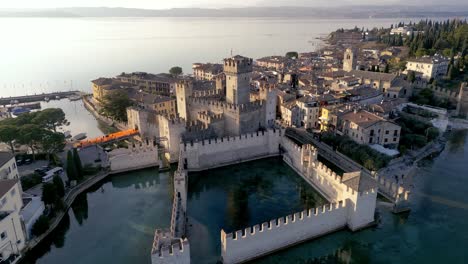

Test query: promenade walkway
[21,170,110,256]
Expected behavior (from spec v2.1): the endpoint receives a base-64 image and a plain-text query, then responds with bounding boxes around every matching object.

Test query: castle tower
[343,48,357,72]
[223,55,253,105]
[259,83,278,128]
[176,80,193,121]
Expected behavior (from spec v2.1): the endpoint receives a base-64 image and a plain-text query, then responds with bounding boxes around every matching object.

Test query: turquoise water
[21,130,468,264]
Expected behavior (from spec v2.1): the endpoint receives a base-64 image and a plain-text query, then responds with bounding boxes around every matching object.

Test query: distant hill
[1,6,468,18]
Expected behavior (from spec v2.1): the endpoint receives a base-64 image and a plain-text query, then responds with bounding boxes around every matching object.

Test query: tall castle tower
[343,48,357,72]
[176,80,193,121]
[223,55,253,105]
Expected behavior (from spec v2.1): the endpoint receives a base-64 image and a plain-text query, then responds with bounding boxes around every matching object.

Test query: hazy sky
[0,0,463,9]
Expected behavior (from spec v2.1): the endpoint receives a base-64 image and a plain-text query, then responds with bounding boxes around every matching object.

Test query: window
[393,138,397,142]
[10,188,16,196]
[369,138,373,144]
[370,129,375,136]
[394,130,398,136]
[1,197,6,206]
[385,138,388,143]
[1,232,6,240]
[385,130,389,135]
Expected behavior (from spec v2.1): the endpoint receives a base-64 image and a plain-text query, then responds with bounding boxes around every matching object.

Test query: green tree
[447,65,455,80]
[31,215,50,237]
[42,183,58,206]
[53,176,65,198]
[17,124,43,161]
[384,64,390,73]
[0,125,18,154]
[285,51,299,59]
[73,148,84,179]
[169,66,183,77]
[41,131,66,161]
[33,108,67,132]
[407,71,416,83]
[66,150,78,182]
[99,90,132,122]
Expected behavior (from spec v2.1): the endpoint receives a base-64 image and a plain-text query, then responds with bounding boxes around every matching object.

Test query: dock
[0,91,80,105]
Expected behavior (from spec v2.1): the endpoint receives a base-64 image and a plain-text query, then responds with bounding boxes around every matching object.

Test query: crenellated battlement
[374,175,410,201]
[183,129,280,150]
[197,111,224,123]
[188,97,264,113]
[192,89,223,98]
[165,115,187,125]
[151,229,189,258]
[222,200,348,242]
[223,56,253,74]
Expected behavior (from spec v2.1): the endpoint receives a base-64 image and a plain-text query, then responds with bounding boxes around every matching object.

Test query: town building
[280,100,301,127]
[0,180,26,262]
[117,72,177,96]
[91,78,135,103]
[296,96,320,129]
[337,109,401,148]
[0,153,19,180]
[406,55,449,80]
[192,63,223,81]
[256,56,290,71]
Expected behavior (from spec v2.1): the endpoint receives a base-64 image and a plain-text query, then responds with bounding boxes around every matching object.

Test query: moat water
[21,130,468,264]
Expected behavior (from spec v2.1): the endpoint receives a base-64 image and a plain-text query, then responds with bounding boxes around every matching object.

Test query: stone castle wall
[221,201,348,264]
[108,140,159,172]
[218,137,378,263]
[182,129,282,171]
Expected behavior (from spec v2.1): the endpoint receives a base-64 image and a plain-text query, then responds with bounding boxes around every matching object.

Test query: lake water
[40,99,105,139]
[0,17,443,97]
[20,129,468,264]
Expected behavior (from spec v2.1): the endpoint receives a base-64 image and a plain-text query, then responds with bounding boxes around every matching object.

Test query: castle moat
[20,130,468,264]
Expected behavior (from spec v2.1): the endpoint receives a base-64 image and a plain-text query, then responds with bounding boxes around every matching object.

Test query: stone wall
[151,230,190,264]
[108,140,159,172]
[221,201,349,264]
[182,129,282,171]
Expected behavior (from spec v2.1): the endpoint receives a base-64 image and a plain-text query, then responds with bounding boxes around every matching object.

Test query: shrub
[31,215,50,237]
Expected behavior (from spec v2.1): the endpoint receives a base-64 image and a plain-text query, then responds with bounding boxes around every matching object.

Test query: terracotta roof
[340,109,384,128]
[348,70,396,82]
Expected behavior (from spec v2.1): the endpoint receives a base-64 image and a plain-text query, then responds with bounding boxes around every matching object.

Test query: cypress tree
[73,148,84,179]
[66,150,78,182]
[53,175,65,198]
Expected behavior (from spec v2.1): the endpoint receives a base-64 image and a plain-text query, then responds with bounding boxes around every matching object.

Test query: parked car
[34,168,47,176]
[24,159,32,165]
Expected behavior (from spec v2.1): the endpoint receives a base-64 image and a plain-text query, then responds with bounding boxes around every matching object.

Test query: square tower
[343,48,357,72]
[223,55,253,105]
[176,80,193,121]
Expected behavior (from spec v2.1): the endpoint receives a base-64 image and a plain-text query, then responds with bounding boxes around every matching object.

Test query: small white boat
[63,131,72,138]
[44,97,50,102]
[55,95,61,99]
[68,95,81,101]
[73,133,87,141]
